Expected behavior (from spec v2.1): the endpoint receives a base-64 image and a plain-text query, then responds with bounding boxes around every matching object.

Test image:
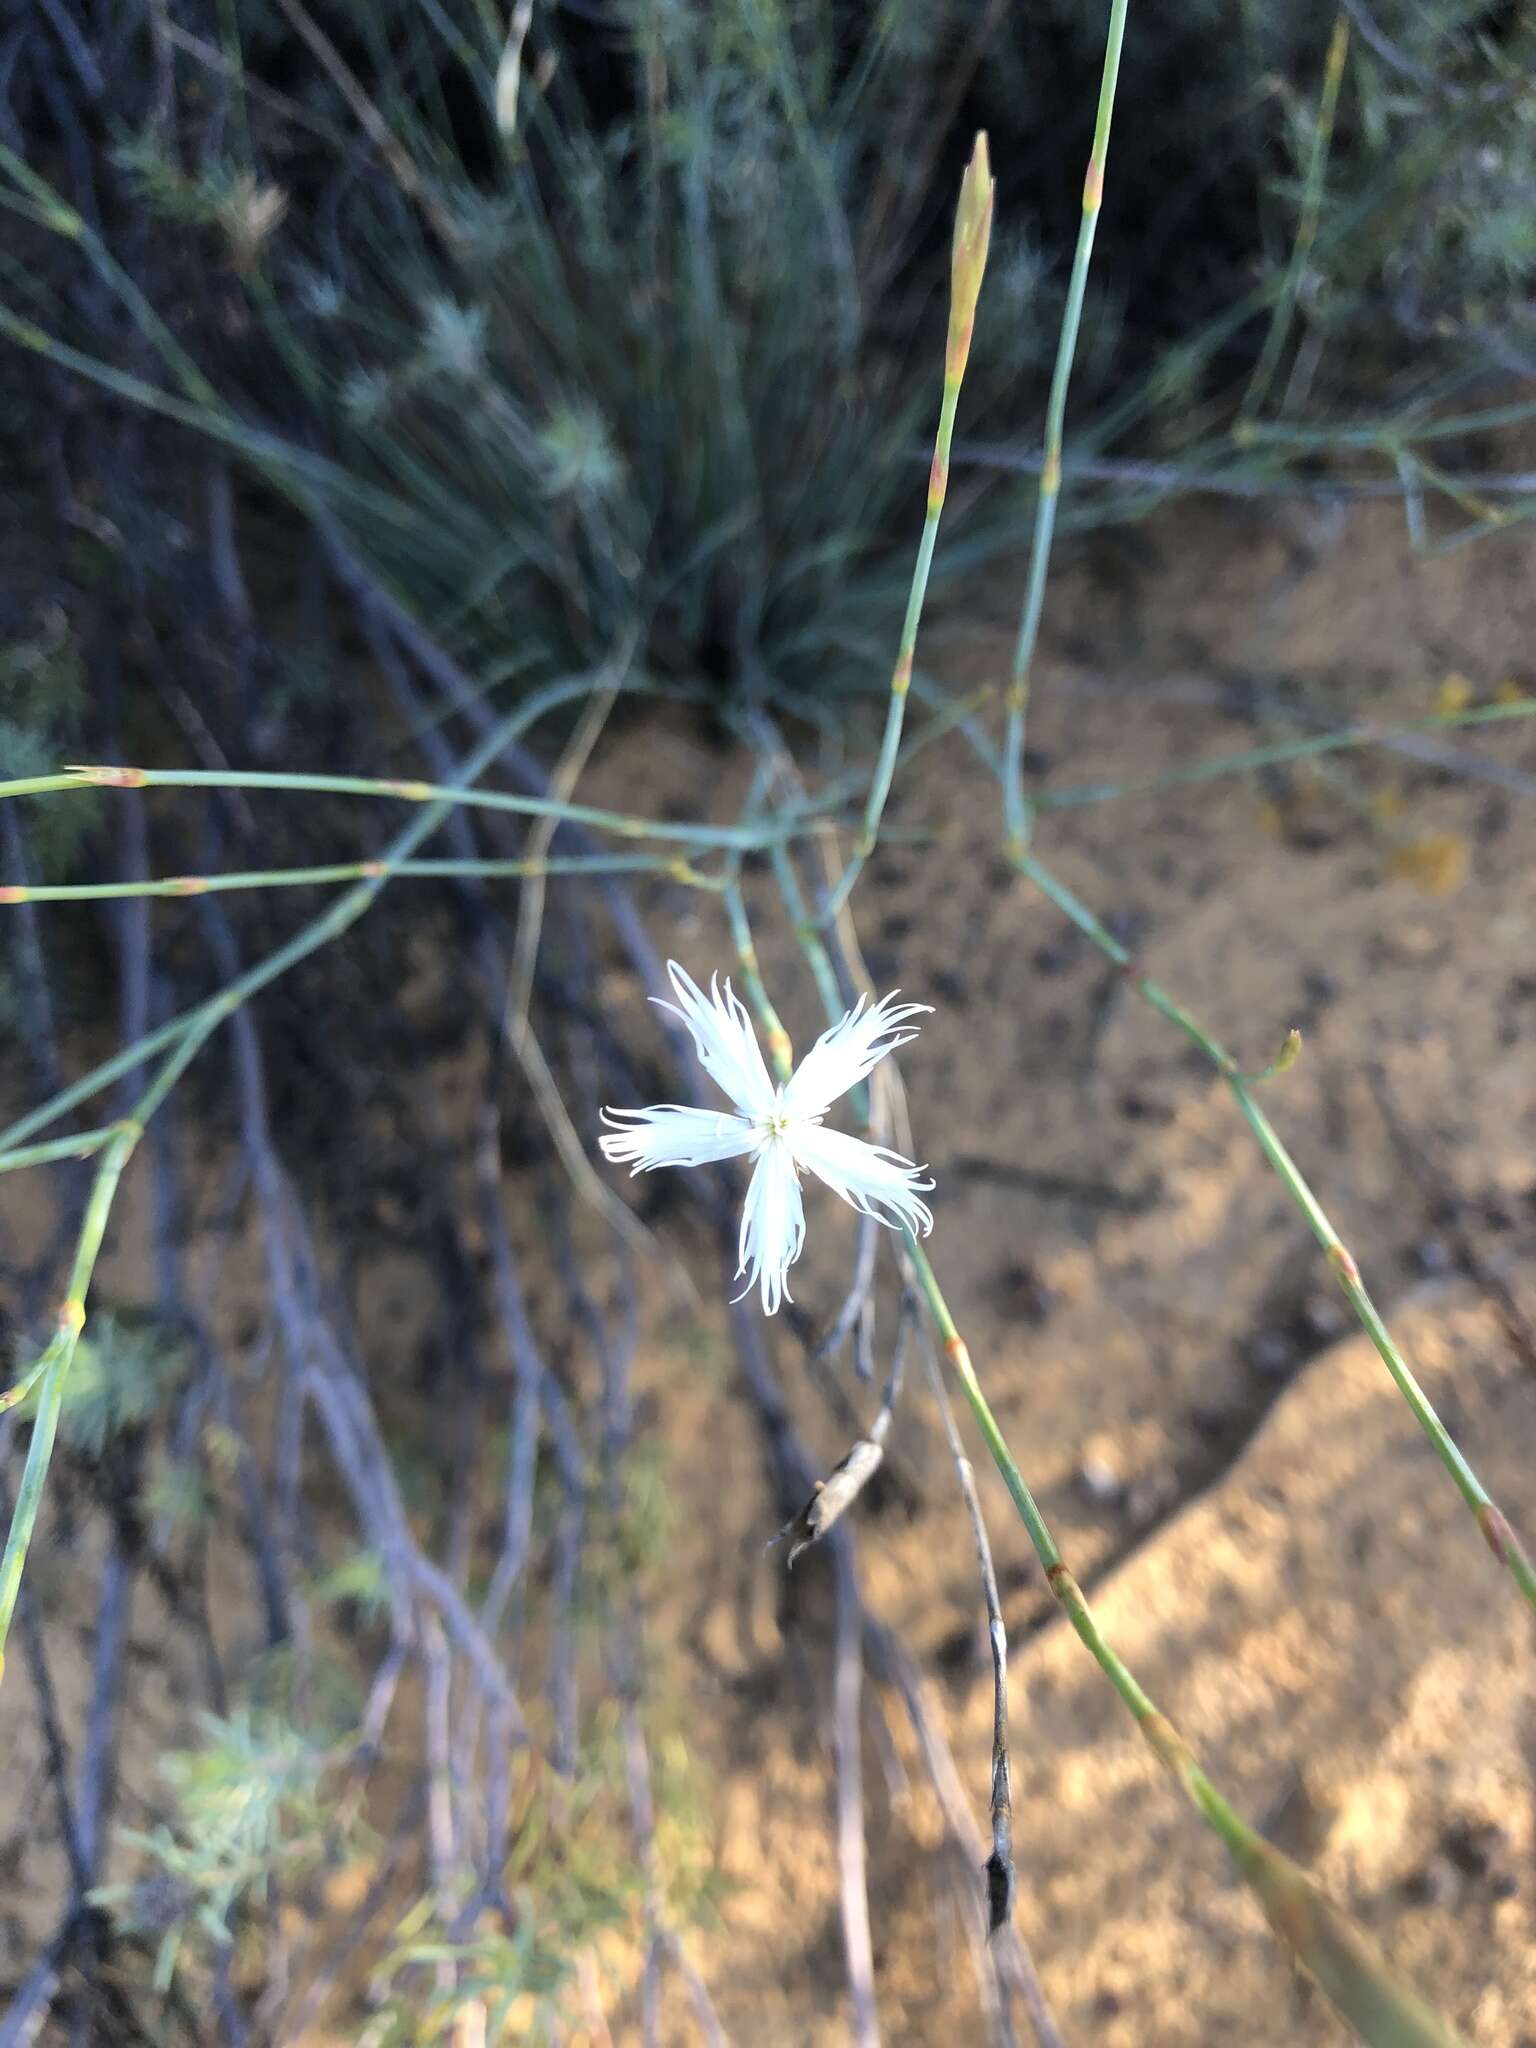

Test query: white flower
[601,961,934,1314]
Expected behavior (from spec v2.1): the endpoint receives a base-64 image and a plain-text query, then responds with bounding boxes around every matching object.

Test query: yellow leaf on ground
[1387,832,1469,897]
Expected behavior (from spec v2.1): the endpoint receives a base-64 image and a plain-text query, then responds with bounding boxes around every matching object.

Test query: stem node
[1327,1241,1361,1289]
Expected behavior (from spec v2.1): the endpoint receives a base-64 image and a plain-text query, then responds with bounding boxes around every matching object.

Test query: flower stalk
[823,133,993,922]
[1012,842,1536,1614]
[901,1228,1468,2048]
[1003,0,1130,854]
[0,853,721,907]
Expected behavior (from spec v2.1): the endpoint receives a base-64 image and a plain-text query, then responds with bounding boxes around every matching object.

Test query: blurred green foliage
[11,1,1533,732]
[15,1308,190,1457]
[94,1707,342,1993]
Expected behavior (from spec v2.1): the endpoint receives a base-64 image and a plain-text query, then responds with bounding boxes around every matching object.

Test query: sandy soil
[3,490,1536,2045]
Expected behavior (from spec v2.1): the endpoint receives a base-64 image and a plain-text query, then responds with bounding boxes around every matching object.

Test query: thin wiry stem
[724,745,1482,2040]
[0,1122,134,1670]
[0,1129,117,1175]
[918,1322,1015,1933]
[1002,0,1130,853]
[1011,845,1536,1614]
[0,681,590,1668]
[833,1536,880,2048]
[1237,395,1536,452]
[900,1229,1468,2048]
[0,679,648,1159]
[947,435,1536,503]
[723,877,796,1083]
[1239,17,1351,422]
[4,762,796,850]
[0,854,724,906]
[823,134,993,922]
[1032,697,1536,813]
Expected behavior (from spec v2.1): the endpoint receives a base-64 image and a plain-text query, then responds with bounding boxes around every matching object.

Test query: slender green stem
[1002,0,1129,853]
[0,1351,54,1418]
[723,881,795,1084]
[1227,1080,1536,1603]
[0,853,723,906]
[1239,16,1350,423]
[0,775,81,800]
[0,680,589,1160]
[0,1128,117,1174]
[900,1229,1466,2047]
[727,773,1467,2041]
[823,135,993,922]
[770,841,845,1040]
[1237,397,1536,453]
[0,679,602,1671]
[0,1120,136,1669]
[1033,697,1536,813]
[1012,844,1536,1614]
[0,302,410,530]
[3,763,796,851]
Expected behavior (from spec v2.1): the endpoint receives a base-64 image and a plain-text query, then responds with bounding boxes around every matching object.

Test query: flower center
[757,1090,794,1142]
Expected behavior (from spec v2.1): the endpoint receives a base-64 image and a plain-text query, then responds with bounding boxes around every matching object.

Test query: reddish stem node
[1478,1503,1512,1565]
[68,763,148,788]
[1326,1242,1361,1289]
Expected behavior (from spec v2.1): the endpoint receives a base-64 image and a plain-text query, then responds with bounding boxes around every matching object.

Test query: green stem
[723,881,795,1084]
[0,1120,135,1669]
[1239,16,1350,423]
[1002,0,1129,852]
[1033,698,1536,813]
[0,853,723,906]
[901,1229,1467,2048]
[1012,844,1536,1614]
[727,784,1467,2042]
[770,841,845,1041]
[0,685,590,1163]
[4,763,794,851]
[823,136,993,922]
[0,679,598,1672]
[1238,397,1536,453]
[0,1128,116,1174]
[0,678,715,1159]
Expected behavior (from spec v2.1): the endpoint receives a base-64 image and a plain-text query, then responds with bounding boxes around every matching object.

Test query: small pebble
[1409,1237,1455,1277]
[1076,1454,1125,1507]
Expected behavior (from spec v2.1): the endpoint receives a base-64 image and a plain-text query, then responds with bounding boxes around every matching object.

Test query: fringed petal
[652,960,777,1117]
[791,1122,934,1236]
[599,1104,757,1172]
[784,989,931,1119]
